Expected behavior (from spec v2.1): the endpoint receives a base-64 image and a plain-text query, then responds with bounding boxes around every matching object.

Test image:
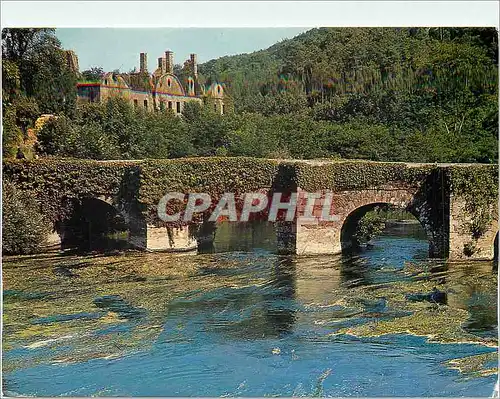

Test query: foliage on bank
[199,27,498,164]
[354,208,387,245]
[2,29,78,157]
[2,182,50,254]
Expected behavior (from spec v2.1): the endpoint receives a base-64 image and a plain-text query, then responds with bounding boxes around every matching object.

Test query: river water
[2,223,498,396]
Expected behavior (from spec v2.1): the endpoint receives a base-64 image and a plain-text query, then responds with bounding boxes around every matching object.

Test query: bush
[2,182,50,255]
[354,208,386,244]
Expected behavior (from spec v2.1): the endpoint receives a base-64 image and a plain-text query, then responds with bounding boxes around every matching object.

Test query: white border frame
[1,1,499,28]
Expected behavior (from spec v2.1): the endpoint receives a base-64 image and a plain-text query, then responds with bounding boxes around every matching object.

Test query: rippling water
[2,223,498,396]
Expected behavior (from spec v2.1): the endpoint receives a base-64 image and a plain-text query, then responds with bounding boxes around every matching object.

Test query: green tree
[184,101,230,156]
[81,66,105,82]
[354,208,386,245]
[2,182,50,255]
[2,28,78,115]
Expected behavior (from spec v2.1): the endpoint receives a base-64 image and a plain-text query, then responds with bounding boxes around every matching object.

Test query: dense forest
[2,27,499,163]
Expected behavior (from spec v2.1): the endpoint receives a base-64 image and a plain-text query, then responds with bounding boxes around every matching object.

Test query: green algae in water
[444,352,498,378]
[2,246,498,394]
[2,251,267,373]
[329,261,497,349]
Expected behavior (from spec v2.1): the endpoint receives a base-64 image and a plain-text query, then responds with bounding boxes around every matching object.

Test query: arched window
[167,79,171,87]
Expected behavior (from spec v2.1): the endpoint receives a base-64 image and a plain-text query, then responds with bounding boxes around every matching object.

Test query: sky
[56,28,310,72]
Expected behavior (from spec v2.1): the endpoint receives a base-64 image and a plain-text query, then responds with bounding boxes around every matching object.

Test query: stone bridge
[3,158,498,260]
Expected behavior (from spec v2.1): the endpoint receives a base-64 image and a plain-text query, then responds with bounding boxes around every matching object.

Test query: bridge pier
[145,225,196,252]
[448,194,498,261]
[275,221,296,254]
[295,220,340,255]
[196,221,217,253]
[128,218,147,249]
[143,222,217,253]
[275,220,343,256]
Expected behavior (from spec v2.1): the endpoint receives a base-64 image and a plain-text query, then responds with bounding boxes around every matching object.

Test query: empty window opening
[176,102,181,113]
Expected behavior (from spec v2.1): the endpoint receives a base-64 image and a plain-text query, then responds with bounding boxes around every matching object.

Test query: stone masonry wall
[449,194,498,260]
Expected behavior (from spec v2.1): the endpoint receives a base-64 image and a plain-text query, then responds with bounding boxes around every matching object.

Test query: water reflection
[212,221,277,253]
[157,256,297,341]
[265,257,296,337]
[446,262,498,338]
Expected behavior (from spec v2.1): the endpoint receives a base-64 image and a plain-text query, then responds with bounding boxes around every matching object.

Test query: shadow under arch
[264,255,297,336]
[58,197,130,252]
[340,202,432,256]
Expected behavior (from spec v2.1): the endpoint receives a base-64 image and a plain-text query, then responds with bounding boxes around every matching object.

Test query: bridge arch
[295,187,445,257]
[340,202,432,254]
[335,187,437,256]
[56,196,137,252]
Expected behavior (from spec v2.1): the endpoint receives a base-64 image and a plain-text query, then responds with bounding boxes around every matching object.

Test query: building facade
[77,51,225,115]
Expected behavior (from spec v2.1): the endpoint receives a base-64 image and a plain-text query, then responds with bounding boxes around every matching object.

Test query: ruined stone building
[65,50,80,74]
[76,51,225,114]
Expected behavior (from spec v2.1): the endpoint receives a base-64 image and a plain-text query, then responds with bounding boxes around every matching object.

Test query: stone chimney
[165,50,174,74]
[65,50,79,73]
[140,52,148,73]
[158,57,166,74]
[190,53,198,78]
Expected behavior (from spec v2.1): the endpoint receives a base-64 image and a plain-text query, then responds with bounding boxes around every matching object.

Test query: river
[2,222,498,396]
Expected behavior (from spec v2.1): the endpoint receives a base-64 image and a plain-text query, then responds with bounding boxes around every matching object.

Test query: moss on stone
[3,158,497,244]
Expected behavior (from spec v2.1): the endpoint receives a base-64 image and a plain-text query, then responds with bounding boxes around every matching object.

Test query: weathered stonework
[196,221,217,252]
[275,221,297,254]
[44,230,62,250]
[448,194,498,260]
[292,186,443,256]
[296,220,338,255]
[4,159,497,260]
[146,225,197,252]
[76,50,225,115]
